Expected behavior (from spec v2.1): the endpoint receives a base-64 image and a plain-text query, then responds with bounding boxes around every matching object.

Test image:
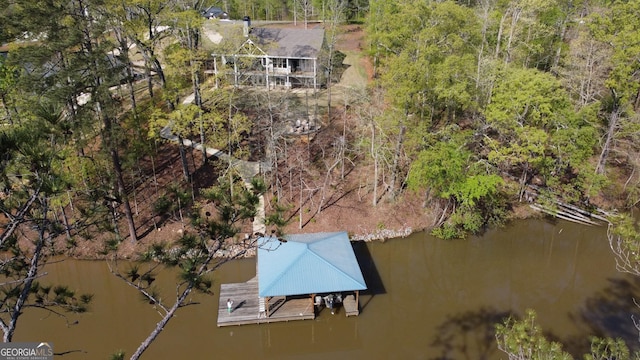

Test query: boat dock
[217,277,315,327]
[217,231,365,327]
[217,276,361,326]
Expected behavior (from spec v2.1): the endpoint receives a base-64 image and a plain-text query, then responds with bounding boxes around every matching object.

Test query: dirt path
[161,95,267,236]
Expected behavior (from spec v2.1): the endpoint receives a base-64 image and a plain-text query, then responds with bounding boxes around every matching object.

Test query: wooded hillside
[366,0,640,238]
[1,0,640,356]
[1,0,639,249]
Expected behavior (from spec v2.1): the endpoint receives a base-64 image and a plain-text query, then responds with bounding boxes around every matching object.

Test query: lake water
[16,218,640,359]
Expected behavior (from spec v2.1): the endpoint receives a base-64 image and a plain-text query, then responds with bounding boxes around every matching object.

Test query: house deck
[217,277,316,327]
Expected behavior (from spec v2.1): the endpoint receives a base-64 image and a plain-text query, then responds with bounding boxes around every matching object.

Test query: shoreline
[62,225,424,261]
[350,226,416,242]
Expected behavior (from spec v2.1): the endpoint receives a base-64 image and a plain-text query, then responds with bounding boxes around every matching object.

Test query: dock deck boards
[343,295,359,316]
[217,277,315,327]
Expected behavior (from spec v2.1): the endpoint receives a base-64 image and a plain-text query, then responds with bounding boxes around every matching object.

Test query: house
[201,6,229,20]
[206,20,326,89]
[217,231,367,326]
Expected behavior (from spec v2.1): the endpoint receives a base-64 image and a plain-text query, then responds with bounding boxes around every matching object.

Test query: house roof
[250,27,324,59]
[204,23,325,59]
[257,231,367,297]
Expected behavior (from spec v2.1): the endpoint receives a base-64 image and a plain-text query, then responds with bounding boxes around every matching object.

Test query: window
[272,58,287,69]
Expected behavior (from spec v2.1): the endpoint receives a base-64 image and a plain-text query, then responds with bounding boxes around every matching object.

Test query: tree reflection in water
[429,307,509,360]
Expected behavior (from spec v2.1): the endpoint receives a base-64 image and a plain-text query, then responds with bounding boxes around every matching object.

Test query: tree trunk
[129,286,193,360]
[192,63,206,163]
[111,148,138,243]
[130,38,166,95]
[476,0,495,107]
[595,102,620,175]
[371,120,378,207]
[388,124,406,201]
[127,74,138,116]
[60,205,73,242]
[317,158,341,215]
[0,188,40,247]
[518,163,529,202]
[476,11,487,91]
[188,25,207,164]
[151,154,159,195]
[115,28,138,117]
[299,162,303,229]
[504,8,521,64]
[552,18,568,69]
[580,39,598,106]
[341,90,348,179]
[77,0,136,242]
[3,199,48,342]
[324,1,345,122]
[495,11,507,58]
[145,63,154,98]
[152,57,166,90]
[178,136,191,182]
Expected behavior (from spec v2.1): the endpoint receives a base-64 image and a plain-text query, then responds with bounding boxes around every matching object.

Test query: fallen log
[530,204,600,226]
[554,200,596,217]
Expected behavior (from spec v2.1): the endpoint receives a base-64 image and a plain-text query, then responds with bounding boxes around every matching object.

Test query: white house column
[313,59,317,89]
[265,56,269,89]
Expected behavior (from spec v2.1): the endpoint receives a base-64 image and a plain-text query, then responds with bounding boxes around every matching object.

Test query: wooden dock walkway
[217,277,315,327]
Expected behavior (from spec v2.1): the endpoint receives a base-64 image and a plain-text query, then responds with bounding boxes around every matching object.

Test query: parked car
[201,6,229,20]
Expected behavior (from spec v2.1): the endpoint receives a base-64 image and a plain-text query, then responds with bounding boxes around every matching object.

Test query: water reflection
[14,219,640,359]
[572,277,640,354]
[429,307,509,360]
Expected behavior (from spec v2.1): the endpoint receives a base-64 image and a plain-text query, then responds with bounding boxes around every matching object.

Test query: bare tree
[560,24,610,108]
[293,0,314,28]
[607,217,640,277]
[109,177,265,360]
[322,0,347,121]
[595,94,621,175]
[605,216,640,343]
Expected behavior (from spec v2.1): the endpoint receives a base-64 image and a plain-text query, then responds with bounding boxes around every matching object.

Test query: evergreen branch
[0,184,42,248]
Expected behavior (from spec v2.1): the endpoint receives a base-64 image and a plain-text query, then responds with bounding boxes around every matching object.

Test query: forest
[367,0,640,240]
[1,0,640,359]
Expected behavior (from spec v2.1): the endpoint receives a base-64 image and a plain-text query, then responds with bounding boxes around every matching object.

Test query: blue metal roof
[257,232,367,297]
